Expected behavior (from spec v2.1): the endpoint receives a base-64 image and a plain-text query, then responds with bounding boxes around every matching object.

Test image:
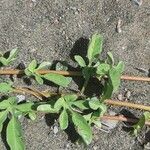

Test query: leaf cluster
[0,34,127,149]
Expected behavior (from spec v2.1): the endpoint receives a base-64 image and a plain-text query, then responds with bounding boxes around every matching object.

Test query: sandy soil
[0,0,150,149]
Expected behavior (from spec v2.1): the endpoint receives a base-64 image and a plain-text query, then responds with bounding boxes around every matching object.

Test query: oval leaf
[7,116,25,150]
[72,112,92,145]
[96,63,110,76]
[0,82,13,93]
[37,62,51,70]
[63,94,78,102]
[109,61,124,92]
[87,34,103,63]
[16,102,34,112]
[74,55,86,67]
[28,60,37,73]
[34,74,43,85]
[59,109,68,130]
[43,73,71,87]
[37,104,57,113]
[8,48,18,61]
[0,110,8,132]
[89,97,101,110]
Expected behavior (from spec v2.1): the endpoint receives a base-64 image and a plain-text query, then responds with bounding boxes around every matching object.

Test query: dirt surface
[0,0,150,149]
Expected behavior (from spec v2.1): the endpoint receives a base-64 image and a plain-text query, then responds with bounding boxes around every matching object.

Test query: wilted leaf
[59,109,68,130]
[43,73,71,87]
[87,34,103,63]
[74,55,86,67]
[72,112,92,145]
[0,82,13,93]
[7,116,25,150]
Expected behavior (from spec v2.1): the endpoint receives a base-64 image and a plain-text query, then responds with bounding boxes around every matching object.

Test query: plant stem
[105,99,150,111]
[0,69,149,82]
[101,115,150,126]
[81,76,90,94]
[12,87,150,112]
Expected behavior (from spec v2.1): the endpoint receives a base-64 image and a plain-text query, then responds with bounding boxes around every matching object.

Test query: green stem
[81,76,90,94]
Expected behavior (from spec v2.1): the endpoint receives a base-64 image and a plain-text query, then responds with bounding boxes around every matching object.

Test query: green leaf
[72,100,89,110]
[144,112,150,121]
[7,116,25,150]
[0,110,8,132]
[101,80,113,101]
[107,52,114,65]
[43,73,71,87]
[64,94,78,102]
[74,55,86,67]
[109,61,124,92]
[96,63,110,76]
[37,104,58,113]
[82,66,95,79]
[0,99,12,110]
[24,68,32,76]
[72,112,92,145]
[99,104,107,117]
[34,74,44,85]
[16,102,34,112]
[0,57,8,66]
[0,82,13,93]
[7,48,18,62]
[89,97,101,110]
[7,97,17,106]
[28,112,36,121]
[54,98,64,111]
[87,34,103,63]
[28,60,37,73]
[93,120,102,128]
[0,97,17,110]
[59,109,68,130]
[36,62,51,70]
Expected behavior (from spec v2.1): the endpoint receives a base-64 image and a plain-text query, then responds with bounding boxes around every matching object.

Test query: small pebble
[16,95,26,103]
[32,0,36,2]
[144,142,150,150]
[93,146,98,150]
[125,90,131,99]
[116,19,122,33]
[118,94,123,100]
[131,0,142,6]
[53,126,59,134]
